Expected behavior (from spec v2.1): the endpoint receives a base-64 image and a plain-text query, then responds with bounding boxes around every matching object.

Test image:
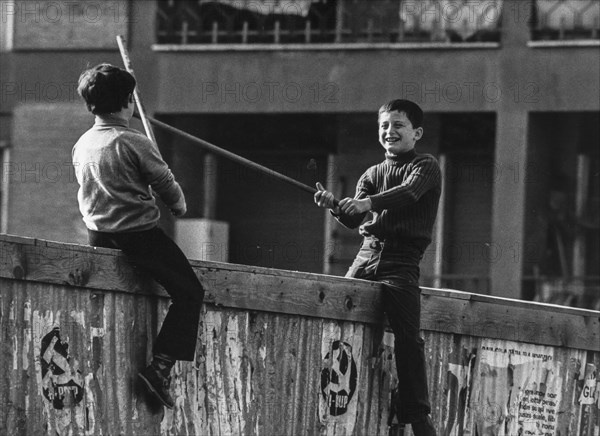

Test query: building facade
[1,0,598,307]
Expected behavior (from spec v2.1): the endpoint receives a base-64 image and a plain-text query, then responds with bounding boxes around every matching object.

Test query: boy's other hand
[314,182,340,213]
[338,197,372,216]
[170,197,187,217]
[171,206,187,217]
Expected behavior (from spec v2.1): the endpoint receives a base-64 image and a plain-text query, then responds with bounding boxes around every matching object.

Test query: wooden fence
[0,234,598,435]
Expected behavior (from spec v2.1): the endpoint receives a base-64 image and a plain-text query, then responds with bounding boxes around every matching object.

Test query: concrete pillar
[490,110,529,298]
[490,0,533,298]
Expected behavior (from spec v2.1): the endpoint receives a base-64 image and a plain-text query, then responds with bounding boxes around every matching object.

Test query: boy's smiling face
[378,110,423,156]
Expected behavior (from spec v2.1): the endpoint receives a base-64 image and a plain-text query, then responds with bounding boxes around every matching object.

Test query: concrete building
[0,0,598,307]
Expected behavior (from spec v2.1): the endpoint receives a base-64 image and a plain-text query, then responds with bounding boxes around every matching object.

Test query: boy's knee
[170,281,204,307]
[188,285,205,306]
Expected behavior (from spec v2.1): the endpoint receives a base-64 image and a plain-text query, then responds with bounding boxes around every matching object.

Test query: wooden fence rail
[0,234,598,435]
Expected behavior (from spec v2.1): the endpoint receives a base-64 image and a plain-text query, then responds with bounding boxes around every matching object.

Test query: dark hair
[378,99,424,128]
[77,64,136,115]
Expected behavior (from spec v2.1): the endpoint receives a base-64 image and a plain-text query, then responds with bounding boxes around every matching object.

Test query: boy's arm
[151,170,187,216]
[332,171,375,229]
[131,135,187,216]
[368,156,440,211]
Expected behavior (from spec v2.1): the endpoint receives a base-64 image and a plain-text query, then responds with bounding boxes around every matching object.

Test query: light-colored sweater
[72,115,185,232]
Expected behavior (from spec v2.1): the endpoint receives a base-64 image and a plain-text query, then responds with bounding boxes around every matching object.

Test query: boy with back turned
[72,64,205,409]
[315,99,440,435]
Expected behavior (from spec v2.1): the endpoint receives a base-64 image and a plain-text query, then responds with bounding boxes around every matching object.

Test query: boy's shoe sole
[411,415,437,436]
[138,371,174,409]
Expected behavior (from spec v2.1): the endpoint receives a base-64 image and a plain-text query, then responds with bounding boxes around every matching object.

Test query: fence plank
[1,235,598,351]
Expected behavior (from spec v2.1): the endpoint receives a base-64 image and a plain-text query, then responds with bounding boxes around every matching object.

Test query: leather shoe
[411,415,436,436]
[138,364,175,409]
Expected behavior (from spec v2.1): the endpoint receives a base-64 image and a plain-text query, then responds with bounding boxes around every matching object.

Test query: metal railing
[523,275,600,310]
[422,274,491,294]
[531,0,600,41]
[423,275,600,310]
[156,0,503,45]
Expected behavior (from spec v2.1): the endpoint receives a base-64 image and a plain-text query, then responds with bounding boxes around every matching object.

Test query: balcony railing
[531,0,600,41]
[156,0,502,45]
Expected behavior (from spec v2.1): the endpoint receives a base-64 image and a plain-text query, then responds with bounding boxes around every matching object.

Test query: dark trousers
[345,238,431,423]
[88,226,204,361]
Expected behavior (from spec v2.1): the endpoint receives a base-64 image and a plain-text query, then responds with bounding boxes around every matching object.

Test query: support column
[203,153,218,220]
[433,153,447,288]
[490,0,533,298]
[490,110,529,299]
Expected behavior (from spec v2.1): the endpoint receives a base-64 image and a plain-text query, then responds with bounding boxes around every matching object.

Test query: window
[531,0,599,41]
[156,0,503,45]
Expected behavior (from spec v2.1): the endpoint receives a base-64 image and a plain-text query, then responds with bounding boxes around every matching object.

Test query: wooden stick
[135,113,335,200]
[118,36,338,206]
[116,35,158,147]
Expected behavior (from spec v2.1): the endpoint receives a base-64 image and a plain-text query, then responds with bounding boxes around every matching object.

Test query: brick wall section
[7,103,91,243]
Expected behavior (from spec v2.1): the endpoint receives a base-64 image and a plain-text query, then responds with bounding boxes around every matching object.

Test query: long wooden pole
[118,35,338,205]
[116,35,158,147]
[135,113,330,198]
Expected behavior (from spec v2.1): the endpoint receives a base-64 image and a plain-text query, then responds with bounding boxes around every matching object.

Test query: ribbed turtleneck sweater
[335,148,441,252]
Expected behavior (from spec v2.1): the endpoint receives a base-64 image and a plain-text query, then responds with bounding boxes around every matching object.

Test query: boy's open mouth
[385,137,400,143]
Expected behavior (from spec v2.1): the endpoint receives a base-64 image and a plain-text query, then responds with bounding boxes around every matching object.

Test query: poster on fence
[471,339,565,436]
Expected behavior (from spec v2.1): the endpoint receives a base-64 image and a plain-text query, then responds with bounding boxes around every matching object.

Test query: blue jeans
[88,227,204,361]
[346,237,431,423]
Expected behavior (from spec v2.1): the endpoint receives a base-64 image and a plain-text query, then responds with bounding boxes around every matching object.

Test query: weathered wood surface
[1,234,599,436]
[0,277,399,435]
[0,235,598,351]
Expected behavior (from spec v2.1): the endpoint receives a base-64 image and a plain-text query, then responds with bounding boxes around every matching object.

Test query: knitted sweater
[72,115,184,232]
[335,149,441,252]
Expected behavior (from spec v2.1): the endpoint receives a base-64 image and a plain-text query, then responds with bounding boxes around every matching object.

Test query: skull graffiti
[40,327,84,409]
[321,341,358,416]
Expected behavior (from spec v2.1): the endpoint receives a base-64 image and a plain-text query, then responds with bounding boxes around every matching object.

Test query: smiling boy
[315,99,440,435]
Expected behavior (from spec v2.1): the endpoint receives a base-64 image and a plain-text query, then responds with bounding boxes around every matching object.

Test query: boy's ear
[414,127,423,141]
[128,93,135,103]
